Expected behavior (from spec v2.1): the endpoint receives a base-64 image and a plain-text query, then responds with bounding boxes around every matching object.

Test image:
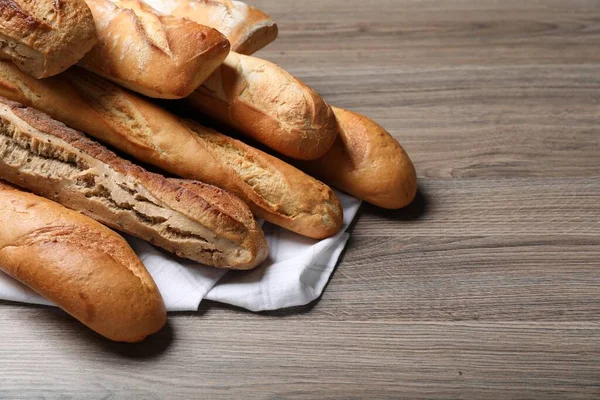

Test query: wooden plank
[311,66,600,178]
[355,178,600,236]
[0,314,598,399]
[257,0,600,67]
[317,235,600,322]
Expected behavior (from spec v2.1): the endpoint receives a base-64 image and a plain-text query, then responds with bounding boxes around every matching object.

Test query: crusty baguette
[182,120,343,239]
[0,181,166,343]
[0,63,342,239]
[79,0,230,99]
[297,107,417,209]
[0,0,97,78]
[189,52,339,161]
[0,97,268,269]
[143,0,277,55]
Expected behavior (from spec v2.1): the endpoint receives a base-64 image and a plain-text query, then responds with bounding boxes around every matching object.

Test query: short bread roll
[80,0,230,98]
[0,0,97,78]
[0,181,166,343]
[143,0,278,55]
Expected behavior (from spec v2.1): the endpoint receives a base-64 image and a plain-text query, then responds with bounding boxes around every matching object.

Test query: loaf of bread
[297,107,417,209]
[0,0,97,78]
[79,0,230,99]
[189,52,339,161]
[0,181,166,343]
[0,97,268,269]
[0,62,342,239]
[144,0,278,55]
[182,120,343,239]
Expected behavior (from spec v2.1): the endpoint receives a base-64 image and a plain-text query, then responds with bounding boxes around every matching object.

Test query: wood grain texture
[0,0,599,398]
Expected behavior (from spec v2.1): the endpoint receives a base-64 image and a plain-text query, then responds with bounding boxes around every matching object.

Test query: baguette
[0,63,342,239]
[0,97,268,269]
[79,0,230,99]
[182,120,343,239]
[189,52,339,160]
[298,107,417,209]
[0,181,166,343]
[0,0,97,78]
[143,0,278,55]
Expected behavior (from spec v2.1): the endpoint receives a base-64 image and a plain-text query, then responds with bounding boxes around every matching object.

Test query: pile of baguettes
[0,0,417,342]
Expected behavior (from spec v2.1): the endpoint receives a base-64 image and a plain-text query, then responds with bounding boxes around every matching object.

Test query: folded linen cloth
[0,191,361,312]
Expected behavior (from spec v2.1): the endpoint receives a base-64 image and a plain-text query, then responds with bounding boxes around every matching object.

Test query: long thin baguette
[79,0,230,99]
[0,181,166,343]
[297,107,418,209]
[0,0,97,78]
[189,52,339,161]
[182,120,343,239]
[143,0,278,55]
[0,97,268,269]
[0,62,343,239]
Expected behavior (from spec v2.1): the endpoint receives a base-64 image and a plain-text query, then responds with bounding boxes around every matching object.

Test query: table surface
[1,0,599,398]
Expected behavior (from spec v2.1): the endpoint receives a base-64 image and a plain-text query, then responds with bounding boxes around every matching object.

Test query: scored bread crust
[0,62,343,239]
[0,181,166,343]
[0,0,97,78]
[189,52,340,161]
[183,120,343,239]
[79,0,230,99]
[143,0,278,55]
[298,107,418,209]
[0,97,268,269]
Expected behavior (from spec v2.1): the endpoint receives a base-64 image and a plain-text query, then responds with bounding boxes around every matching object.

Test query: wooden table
[1,0,599,398]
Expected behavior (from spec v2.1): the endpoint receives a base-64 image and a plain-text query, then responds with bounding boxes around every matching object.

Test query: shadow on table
[361,185,430,222]
[11,304,175,359]
[192,298,319,318]
[97,323,174,360]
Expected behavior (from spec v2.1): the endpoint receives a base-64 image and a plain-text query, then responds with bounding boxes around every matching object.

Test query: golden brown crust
[0,96,268,268]
[230,5,278,56]
[297,107,418,209]
[0,181,166,343]
[143,0,278,55]
[0,62,342,239]
[189,52,339,161]
[0,0,97,78]
[184,120,344,239]
[79,0,230,99]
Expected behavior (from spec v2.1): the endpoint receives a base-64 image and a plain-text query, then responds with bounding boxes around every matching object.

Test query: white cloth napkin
[0,191,361,312]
